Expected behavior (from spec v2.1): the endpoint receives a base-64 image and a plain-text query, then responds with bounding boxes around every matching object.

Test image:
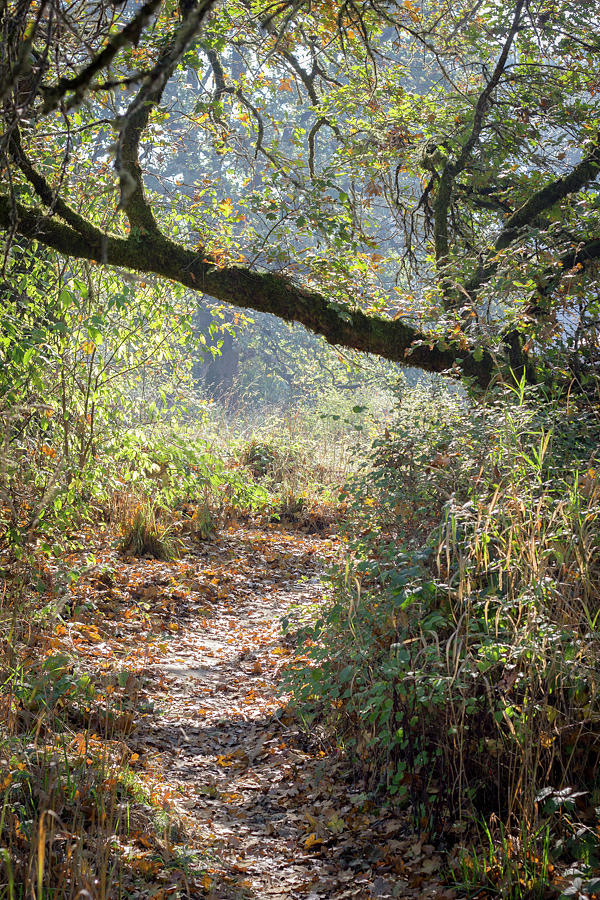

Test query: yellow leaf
[216,754,234,767]
[304,832,321,849]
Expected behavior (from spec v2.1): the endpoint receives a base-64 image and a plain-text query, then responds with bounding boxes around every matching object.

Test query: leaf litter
[23,520,457,898]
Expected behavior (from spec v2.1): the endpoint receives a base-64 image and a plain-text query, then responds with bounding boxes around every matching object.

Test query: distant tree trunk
[193,305,239,402]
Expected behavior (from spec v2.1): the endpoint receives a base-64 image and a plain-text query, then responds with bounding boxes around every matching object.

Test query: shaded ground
[45,522,457,898]
[124,525,456,900]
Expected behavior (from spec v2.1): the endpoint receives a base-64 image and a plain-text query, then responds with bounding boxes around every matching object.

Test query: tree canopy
[2,0,600,388]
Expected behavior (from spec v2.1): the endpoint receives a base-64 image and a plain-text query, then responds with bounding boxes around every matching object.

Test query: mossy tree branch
[0,192,497,386]
[464,141,600,300]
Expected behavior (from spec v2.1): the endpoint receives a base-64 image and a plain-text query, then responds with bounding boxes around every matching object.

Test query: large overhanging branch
[5,0,598,394]
[0,193,497,387]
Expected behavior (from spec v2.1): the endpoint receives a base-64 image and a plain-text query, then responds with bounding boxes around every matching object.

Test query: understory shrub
[286,379,600,887]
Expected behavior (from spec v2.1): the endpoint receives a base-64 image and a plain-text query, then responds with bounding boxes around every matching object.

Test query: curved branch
[465,142,600,298]
[235,91,265,159]
[204,46,299,177]
[308,118,327,177]
[40,0,163,115]
[114,0,216,231]
[495,145,600,253]
[432,0,526,305]
[8,125,102,244]
[448,0,526,180]
[205,47,229,97]
[255,10,343,154]
[0,192,497,387]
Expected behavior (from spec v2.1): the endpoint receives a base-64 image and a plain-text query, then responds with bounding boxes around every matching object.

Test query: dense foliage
[2,0,600,897]
[1,0,600,385]
[287,380,600,896]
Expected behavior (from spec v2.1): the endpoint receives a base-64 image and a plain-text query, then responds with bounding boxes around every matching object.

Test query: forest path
[125,524,453,900]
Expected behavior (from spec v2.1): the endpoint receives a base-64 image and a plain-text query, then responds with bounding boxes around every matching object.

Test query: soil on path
[107,524,455,899]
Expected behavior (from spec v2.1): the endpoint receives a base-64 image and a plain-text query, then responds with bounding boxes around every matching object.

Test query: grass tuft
[117,502,178,560]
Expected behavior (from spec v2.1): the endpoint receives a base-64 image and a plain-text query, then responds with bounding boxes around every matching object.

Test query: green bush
[286,379,600,885]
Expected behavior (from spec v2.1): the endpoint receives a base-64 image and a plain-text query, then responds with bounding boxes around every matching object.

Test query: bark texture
[0,194,497,385]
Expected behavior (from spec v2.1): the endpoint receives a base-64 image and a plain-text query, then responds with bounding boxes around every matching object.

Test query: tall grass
[0,577,183,899]
[286,378,600,895]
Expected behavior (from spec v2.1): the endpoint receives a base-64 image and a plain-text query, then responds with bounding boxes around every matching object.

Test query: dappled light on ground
[123,525,452,899]
[14,520,453,898]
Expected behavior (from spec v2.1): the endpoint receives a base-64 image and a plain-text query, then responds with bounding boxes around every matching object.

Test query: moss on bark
[0,193,505,389]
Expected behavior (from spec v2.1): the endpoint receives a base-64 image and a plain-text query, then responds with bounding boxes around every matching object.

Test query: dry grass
[115,499,179,560]
[0,550,206,900]
[286,382,600,897]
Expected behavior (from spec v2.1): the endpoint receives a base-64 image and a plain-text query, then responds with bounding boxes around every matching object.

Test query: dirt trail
[126,525,454,900]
